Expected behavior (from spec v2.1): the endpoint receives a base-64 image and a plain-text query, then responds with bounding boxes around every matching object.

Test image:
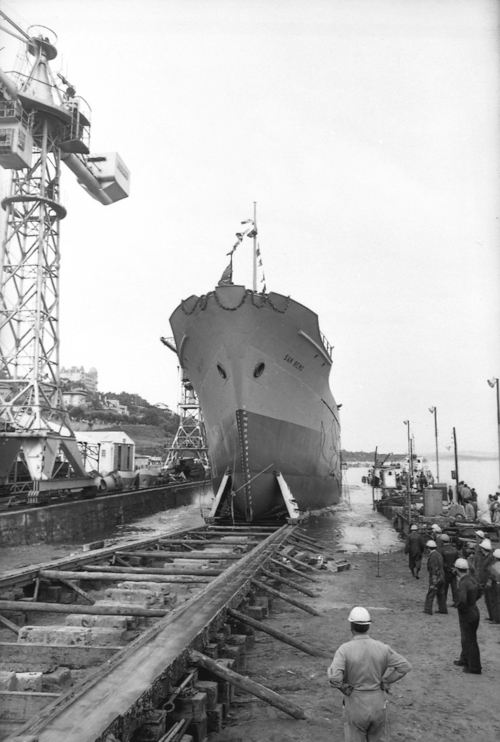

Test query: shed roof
[74,430,135,445]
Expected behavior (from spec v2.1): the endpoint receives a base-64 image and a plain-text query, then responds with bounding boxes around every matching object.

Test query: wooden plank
[228,608,331,658]
[118,551,241,560]
[51,575,95,604]
[269,557,319,583]
[39,569,212,584]
[0,692,60,721]
[190,651,307,720]
[0,614,20,636]
[0,601,168,618]
[251,578,321,616]
[0,642,121,671]
[260,567,318,598]
[84,564,220,578]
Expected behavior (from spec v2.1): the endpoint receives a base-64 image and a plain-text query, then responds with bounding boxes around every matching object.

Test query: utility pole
[429,407,440,482]
[487,378,500,488]
[453,427,459,504]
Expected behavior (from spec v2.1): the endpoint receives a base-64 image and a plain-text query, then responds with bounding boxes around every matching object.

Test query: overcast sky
[1,0,499,460]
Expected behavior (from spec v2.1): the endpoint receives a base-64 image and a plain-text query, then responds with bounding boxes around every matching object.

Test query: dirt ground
[211,548,500,742]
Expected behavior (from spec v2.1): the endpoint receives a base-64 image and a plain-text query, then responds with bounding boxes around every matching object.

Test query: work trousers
[443,570,458,604]
[424,580,447,614]
[458,606,481,672]
[485,584,500,622]
[343,689,388,742]
[408,554,422,574]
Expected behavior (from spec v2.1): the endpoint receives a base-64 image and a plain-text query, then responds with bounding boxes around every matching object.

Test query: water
[426,456,500,510]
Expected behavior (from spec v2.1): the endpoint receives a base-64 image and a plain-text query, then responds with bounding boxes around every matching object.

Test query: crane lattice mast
[0,12,130,501]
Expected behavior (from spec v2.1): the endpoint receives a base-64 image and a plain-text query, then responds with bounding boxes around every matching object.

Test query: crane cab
[0,101,33,169]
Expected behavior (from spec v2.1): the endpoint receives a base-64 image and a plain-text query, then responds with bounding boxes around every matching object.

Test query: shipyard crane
[160,337,210,476]
[0,11,130,503]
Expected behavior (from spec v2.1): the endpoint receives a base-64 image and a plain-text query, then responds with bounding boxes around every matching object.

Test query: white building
[61,365,98,393]
[74,430,135,475]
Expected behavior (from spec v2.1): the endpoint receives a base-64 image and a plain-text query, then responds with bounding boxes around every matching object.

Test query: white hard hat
[440,533,450,542]
[454,558,469,570]
[480,539,492,551]
[475,530,485,538]
[493,549,500,559]
[426,540,437,548]
[348,606,371,624]
[410,525,418,531]
[431,524,442,532]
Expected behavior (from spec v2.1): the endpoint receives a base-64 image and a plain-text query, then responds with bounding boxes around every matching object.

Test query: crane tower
[0,12,130,502]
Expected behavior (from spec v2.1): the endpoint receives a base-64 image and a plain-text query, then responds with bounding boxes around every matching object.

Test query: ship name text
[284,354,304,371]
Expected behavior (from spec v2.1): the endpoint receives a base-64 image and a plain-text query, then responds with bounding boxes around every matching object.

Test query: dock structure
[0,522,338,741]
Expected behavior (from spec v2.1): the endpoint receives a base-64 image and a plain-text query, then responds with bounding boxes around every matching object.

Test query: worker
[424,540,447,615]
[478,539,496,621]
[453,558,482,674]
[439,533,460,606]
[404,524,425,579]
[327,606,412,741]
[486,549,500,623]
[430,524,445,553]
[464,500,475,521]
[467,530,485,577]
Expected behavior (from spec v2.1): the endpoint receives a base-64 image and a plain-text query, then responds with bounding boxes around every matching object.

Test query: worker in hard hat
[486,549,500,623]
[430,524,444,553]
[404,525,425,579]
[439,534,460,606]
[453,557,482,674]
[478,539,496,621]
[423,540,447,615]
[327,606,411,741]
[467,530,486,577]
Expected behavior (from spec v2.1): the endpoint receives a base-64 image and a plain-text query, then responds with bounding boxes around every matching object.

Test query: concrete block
[101,588,162,606]
[0,610,26,627]
[0,671,17,690]
[336,561,351,572]
[39,585,62,602]
[134,709,167,741]
[251,596,269,617]
[42,667,72,691]
[60,591,76,604]
[221,645,240,669]
[15,672,43,691]
[244,605,265,621]
[172,692,207,722]
[172,559,210,570]
[195,681,218,710]
[203,643,218,659]
[65,614,128,630]
[18,625,126,646]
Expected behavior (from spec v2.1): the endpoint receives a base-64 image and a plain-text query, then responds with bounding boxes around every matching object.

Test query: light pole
[487,378,500,487]
[403,420,412,524]
[429,407,440,482]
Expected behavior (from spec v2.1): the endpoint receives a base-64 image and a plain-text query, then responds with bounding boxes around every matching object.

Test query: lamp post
[429,407,440,482]
[403,420,412,524]
[487,378,500,487]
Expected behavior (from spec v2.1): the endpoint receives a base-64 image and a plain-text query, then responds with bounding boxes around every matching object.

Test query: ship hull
[169,285,341,520]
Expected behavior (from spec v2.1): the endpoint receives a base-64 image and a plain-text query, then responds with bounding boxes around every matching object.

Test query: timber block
[194,681,218,710]
[336,562,351,572]
[243,605,265,621]
[207,703,223,732]
[135,709,167,741]
[15,672,42,692]
[0,671,17,690]
[251,596,270,616]
[42,667,72,691]
[39,585,62,602]
[65,615,128,630]
[173,559,210,570]
[128,556,143,567]
[186,715,207,742]
[212,632,226,650]
[220,646,240,669]
[172,692,207,722]
[226,636,247,668]
[60,591,76,604]
[0,610,26,627]
[203,643,218,659]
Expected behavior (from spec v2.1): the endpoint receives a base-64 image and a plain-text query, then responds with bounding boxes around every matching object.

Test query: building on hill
[61,365,98,392]
[63,387,89,408]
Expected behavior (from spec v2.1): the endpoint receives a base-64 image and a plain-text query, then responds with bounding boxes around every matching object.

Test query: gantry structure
[0,11,129,501]
[160,337,210,473]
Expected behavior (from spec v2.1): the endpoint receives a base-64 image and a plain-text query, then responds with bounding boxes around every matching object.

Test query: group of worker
[326,523,500,740]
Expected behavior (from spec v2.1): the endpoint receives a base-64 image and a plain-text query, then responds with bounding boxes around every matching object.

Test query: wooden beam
[39,569,210,585]
[259,567,318,598]
[0,600,168,618]
[0,614,20,636]
[269,557,319,583]
[84,564,220,578]
[228,608,331,658]
[0,691,60,722]
[189,650,307,720]
[251,578,321,617]
[280,553,316,572]
[0,642,120,671]
[118,551,241,560]
[48,575,94,604]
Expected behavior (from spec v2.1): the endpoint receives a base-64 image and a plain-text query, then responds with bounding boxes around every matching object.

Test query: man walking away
[424,540,447,615]
[404,525,425,579]
[328,607,412,741]
[478,539,496,621]
[440,534,459,606]
[453,558,482,674]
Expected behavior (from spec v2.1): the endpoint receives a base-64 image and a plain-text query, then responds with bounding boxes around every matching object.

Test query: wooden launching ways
[0,524,338,742]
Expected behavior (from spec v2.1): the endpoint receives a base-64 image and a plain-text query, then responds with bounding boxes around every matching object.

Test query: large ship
[168,232,341,522]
